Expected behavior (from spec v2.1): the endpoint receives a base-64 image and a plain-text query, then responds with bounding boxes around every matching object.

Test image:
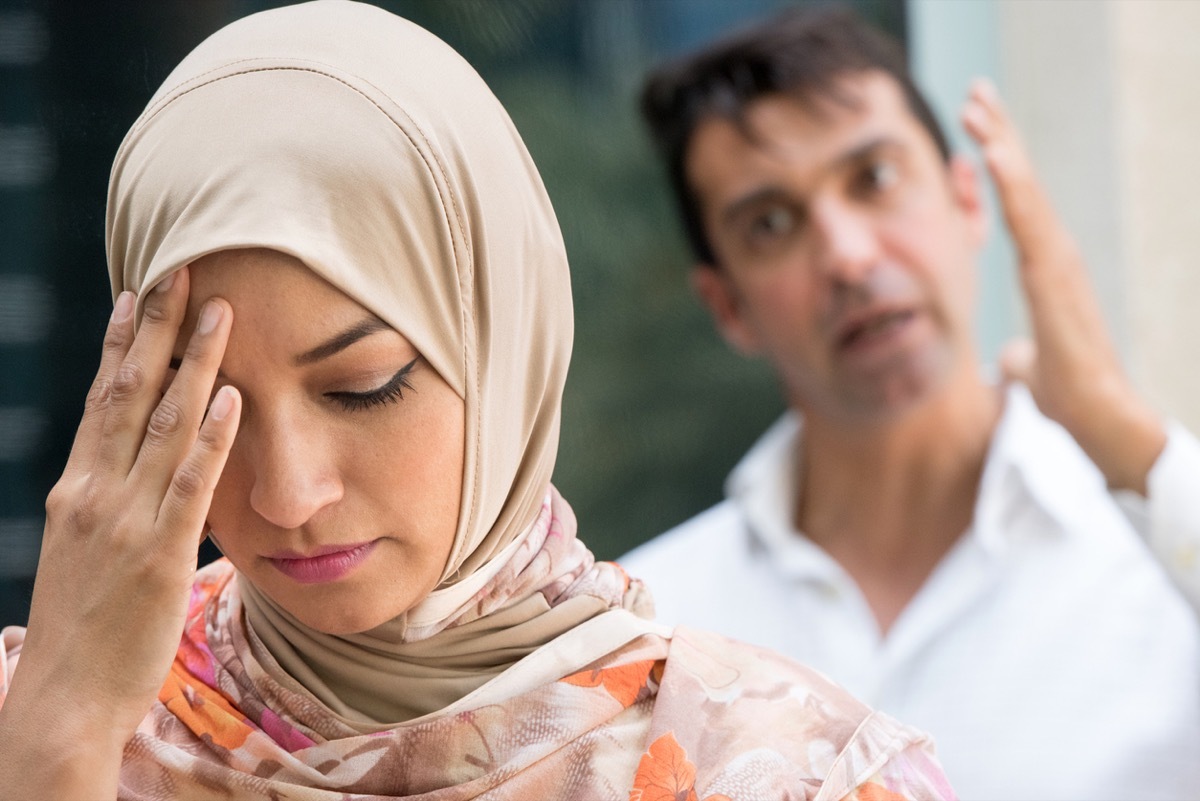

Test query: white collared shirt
[621,385,1200,801]
[1121,420,1200,610]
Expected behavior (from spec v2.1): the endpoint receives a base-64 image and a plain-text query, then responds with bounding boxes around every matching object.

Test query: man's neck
[794,368,1003,635]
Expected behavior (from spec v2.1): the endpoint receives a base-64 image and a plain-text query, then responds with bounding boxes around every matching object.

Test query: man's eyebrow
[721,135,905,225]
[294,315,391,366]
[723,186,795,227]
[833,135,904,170]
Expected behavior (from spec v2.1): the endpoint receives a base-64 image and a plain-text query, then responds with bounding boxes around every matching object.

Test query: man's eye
[858,160,899,194]
[749,206,796,240]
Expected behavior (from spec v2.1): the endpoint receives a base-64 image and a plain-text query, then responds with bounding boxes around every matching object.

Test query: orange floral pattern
[855,782,914,801]
[562,658,659,708]
[155,567,257,752]
[0,561,955,800]
[630,732,731,801]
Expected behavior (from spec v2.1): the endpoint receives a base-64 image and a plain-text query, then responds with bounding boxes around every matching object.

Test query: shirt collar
[725,382,1087,570]
[978,383,1105,547]
[725,412,843,580]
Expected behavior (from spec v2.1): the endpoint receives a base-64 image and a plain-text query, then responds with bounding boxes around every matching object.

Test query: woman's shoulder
[641,626,951,801]
[659,625,875,720]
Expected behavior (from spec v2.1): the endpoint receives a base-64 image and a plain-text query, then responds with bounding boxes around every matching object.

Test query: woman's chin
[245,572,414,635]
[287,598,402,636]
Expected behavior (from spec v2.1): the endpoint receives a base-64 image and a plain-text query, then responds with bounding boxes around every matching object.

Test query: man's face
[686,71,986,424]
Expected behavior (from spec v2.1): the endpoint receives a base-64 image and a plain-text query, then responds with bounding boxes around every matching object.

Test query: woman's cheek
[208,453,249,531]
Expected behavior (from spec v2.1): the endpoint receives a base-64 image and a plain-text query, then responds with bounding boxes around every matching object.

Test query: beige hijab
[106,0,652,725]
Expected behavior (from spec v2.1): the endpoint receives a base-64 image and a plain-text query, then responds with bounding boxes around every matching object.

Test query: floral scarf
[0,488,953,799]
[1,492,953,800]
[0,559,948,800]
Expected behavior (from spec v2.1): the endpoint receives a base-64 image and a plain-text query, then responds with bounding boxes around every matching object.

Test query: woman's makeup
[327,357,419,411]
[266,541,379,584]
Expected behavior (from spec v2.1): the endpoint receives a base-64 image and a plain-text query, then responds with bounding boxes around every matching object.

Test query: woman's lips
[266,541,378,584]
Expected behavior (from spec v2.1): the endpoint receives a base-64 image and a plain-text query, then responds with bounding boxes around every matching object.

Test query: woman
[0,2,954,798]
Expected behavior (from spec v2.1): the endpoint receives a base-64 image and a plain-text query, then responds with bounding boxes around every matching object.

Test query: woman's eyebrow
[294,315,390,365]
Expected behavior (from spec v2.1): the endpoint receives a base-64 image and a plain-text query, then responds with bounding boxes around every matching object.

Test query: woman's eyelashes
[326,357,420,411]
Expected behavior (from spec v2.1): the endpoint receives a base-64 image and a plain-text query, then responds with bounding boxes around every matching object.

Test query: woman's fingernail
[197,301,223,335]
[210,386,235,421]
[112,291,135,323]
[154,272,177,294]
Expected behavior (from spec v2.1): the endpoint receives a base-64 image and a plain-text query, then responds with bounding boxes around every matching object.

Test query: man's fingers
[131,297,233,495]
[960,93,994,143]
[999,338,1037,387]
[155,386,241,546]
[961,79,1066,268]
[97,267,191,474]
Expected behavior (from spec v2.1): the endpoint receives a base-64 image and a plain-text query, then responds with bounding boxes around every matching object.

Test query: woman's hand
[0,266,241,798]
[961,79,1166,494]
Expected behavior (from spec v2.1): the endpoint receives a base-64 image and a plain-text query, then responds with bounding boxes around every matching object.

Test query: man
[621,7,1200,800]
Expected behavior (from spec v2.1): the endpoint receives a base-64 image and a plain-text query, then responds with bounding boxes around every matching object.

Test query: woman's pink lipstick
[267,541,378,584]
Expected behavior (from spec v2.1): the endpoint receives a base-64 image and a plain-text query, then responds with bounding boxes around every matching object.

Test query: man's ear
[948,154,988,248]
[691,264,763,356]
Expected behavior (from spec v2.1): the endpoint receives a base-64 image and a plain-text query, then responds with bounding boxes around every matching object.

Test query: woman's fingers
[61,291,137,480]
[13,268,240,778]
[95,267,193,475]
[130,297,233,498]
[155,385,241,546]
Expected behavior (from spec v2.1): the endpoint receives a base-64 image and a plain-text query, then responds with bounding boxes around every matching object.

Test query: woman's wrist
[0,681,126,798]
[0,740,121,801]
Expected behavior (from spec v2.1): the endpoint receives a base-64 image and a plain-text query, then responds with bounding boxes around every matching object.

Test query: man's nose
[247,418,343,530]
[810,200,879,284]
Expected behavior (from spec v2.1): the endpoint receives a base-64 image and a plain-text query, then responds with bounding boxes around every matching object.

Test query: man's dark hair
[640,4,950,266]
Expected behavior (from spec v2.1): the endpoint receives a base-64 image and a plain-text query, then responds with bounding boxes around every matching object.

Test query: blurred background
[2,0,1199,627]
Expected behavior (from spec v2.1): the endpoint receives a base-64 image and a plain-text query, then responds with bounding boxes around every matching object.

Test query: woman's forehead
[184,249,398,345]
[188,249,351,307]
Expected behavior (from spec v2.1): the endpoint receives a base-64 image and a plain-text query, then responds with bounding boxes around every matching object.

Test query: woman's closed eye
[327,356,420,411]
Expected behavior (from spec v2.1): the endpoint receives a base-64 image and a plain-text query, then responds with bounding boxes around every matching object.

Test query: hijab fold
[240,489,651,724]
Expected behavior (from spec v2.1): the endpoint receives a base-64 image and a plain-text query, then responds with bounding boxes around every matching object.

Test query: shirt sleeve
[1116,421,1200,611]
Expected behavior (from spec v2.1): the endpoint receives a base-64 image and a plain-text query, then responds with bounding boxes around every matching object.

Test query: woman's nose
[246,420,343,530]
